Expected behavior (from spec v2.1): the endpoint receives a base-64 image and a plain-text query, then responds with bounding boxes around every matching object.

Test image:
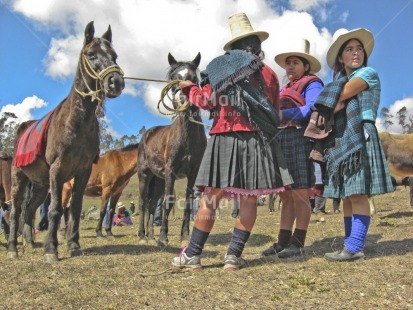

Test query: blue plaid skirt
[277,126,315,189]
[195,131,293,197]
[323,122,394,198]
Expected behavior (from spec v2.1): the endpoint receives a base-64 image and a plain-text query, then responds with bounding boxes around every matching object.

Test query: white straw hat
[274,39,321,73]
[223,12,269,51]
[117,202,125,209]
[326,28,374,69]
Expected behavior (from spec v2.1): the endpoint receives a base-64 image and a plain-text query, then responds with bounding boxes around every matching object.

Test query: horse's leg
[22,184,48,250]
[44,169,66,262]
[148,177,165,241]
[7,169,29,259]
[137,172,151,243]
[159,174,176,246]
[105,194,121,238]
[181,174,197,243]
[60,184,72,238]
[65,171,91,258]
[96,191,110,238]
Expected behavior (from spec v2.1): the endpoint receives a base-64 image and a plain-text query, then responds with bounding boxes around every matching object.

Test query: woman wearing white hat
[319,28,393,261]
[261,39,324,258]
[172,12,292,271]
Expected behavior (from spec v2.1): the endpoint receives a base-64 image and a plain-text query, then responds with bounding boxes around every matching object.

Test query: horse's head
[79,21,125,100]
[167,53,201,110]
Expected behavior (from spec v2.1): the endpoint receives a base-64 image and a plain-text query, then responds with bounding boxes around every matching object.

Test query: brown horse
[61,143,139,238]
[7,21,124,262]
[137,52,207,246]
[379,132,413,177]
[0,154,12,235]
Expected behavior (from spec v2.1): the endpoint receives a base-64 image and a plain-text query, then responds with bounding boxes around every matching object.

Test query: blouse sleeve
[281,81,323,121]
[181,83,216,110]
[351,66,379,89]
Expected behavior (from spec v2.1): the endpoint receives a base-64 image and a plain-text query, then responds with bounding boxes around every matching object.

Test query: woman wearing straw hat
[317,28,393,261]
[171,12,292,271]
[261,39,324,258]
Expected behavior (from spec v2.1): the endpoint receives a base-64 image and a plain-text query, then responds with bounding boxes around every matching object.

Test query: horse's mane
[120,143,139,151]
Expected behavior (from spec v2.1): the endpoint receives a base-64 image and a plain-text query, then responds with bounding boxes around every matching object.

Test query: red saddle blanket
[14,111,54,168]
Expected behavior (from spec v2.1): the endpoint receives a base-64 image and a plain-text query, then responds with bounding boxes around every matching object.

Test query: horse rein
[75,54,124,117]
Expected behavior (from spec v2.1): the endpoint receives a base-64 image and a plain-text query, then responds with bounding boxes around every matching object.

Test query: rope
[124,76,169,83]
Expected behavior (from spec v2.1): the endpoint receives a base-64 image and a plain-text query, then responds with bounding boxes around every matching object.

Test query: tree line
[0,112,146,156]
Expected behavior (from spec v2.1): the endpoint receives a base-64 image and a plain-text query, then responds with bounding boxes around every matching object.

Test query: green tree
[396,106,408,133]
[380,107,393,129]
[0,112,19,156]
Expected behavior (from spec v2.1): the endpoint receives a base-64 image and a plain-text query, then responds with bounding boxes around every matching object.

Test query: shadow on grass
[379,210,413,219]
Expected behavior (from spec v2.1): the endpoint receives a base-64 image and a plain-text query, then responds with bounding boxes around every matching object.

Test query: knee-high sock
[186,227,210,257]
[278,229,292,248]
[344,216,352,239]
[227,228,251,257]
[291,228,307,247]
[345,214,370,253]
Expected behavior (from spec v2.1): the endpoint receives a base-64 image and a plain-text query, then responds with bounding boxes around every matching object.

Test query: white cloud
[376,97,413,133]
[0,96,48,123]
[11,0,333,116]
[289,0,330,11]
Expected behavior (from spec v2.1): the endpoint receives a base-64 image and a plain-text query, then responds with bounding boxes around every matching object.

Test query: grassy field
[0,176,412,309]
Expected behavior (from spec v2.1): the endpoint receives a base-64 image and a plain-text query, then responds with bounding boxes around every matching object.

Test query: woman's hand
[179,80,194,89]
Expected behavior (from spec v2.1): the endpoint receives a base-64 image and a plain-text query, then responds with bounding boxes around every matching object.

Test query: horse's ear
[84,21,95,45]
[168,53,177,66]
[192,52,201,68]
[102,25,112,43]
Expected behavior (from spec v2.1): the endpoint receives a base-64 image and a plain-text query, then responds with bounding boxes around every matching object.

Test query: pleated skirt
[323,122,394,198]
[195,131,293,199]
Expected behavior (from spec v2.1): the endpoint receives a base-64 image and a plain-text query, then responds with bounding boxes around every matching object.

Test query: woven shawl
[314,77,364,183]
[206,50,279,136]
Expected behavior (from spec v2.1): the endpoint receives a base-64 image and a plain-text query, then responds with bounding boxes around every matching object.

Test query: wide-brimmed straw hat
[326,28,374,69]
[223,12,269,51]
[117,202,125,209]
[274,39,321,73]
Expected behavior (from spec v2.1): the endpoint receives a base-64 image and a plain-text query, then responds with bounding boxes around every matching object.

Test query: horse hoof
[44,253,59,263]
[7,251,18,259]
[70,249,83,257]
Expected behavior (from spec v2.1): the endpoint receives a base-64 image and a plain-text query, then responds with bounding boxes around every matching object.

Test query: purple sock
[345,214,370,253]
[227,228,251,257]
[185,227,209,257]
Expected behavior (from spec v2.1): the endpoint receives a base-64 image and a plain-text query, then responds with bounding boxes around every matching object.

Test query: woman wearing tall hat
[171,12,292,271]
[316,28,393,261]
[261,39,324,258]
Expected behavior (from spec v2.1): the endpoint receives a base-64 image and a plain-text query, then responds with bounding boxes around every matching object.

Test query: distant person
[113,202,132,226]
[130,201,136,214]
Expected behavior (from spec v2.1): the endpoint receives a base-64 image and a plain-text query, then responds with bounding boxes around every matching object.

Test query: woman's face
[285,56,308,81]
[339,39,365,75]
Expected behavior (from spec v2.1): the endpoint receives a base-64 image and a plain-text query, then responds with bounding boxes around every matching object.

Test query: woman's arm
[334,77,368,112]
[179,80,216,110]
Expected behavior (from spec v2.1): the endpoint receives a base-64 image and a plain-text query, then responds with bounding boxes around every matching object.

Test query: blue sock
[227,228,251,257]
[186,227,209,257]
[344,216,352,239]
[345,214,370,253]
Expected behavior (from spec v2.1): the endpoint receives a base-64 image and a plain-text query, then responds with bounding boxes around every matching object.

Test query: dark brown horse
[137,52,207,246]
[7,21,124,262]
[0,154,12,235]
[61,143,139,238]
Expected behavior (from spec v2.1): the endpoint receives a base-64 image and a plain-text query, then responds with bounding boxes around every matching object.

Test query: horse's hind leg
[21,184,48,251]
[104,194,120,238]
[7,169,29,259]
[96,193,110,238]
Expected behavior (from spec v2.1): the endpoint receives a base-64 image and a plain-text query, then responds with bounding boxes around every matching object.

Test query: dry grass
[0,176,412,309]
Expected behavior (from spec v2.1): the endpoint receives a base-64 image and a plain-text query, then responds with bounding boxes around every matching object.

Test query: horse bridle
[75,54,124,117]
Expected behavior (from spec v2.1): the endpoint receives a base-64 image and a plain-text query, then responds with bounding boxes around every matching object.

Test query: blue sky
[1,0,412,138]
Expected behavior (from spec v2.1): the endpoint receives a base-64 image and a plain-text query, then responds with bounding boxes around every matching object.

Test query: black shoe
[277,244,303,258]
[324,246,364,262]
[261,243,284,256]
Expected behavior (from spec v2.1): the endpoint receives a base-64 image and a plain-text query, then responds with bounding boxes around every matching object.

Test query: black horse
[7,21,124,262]
[137,52,207,246]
